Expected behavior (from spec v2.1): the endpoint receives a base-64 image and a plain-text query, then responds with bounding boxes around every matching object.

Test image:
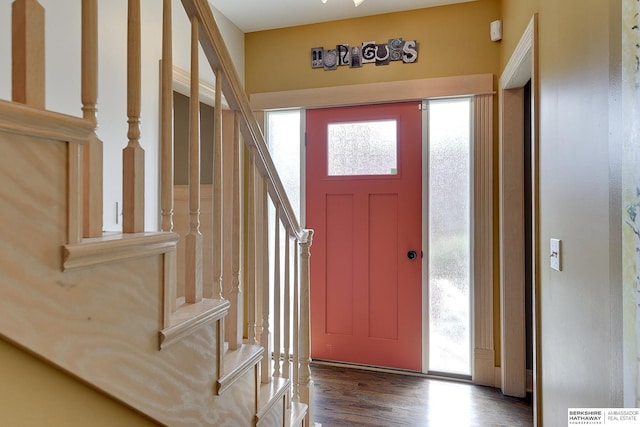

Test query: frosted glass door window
[427,98,471,376]
[327,120,397,176]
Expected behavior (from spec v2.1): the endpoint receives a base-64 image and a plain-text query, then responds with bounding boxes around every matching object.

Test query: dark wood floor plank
[311,364,533,427]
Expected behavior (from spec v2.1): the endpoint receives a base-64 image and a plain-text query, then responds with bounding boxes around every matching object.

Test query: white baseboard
[494,366,502,389]
[473,348,496,386]
[492,366,533,393]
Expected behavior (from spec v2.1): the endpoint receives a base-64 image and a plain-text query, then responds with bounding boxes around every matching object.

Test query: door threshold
[311,359,473,384]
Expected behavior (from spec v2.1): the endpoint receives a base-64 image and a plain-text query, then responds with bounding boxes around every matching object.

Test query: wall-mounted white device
[490,19,502,42]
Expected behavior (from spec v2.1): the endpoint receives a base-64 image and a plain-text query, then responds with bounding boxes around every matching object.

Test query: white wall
[210,2,244,85]
[538,0,623,424]
[0,0,245,231]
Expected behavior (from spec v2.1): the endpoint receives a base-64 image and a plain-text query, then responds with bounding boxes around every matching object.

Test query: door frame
[499,13,540,419]
[251,74,496,381]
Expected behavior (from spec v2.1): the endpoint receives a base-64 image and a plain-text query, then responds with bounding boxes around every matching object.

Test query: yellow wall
[245,0,501,95]
[500,0,540,69]
[0,337,159,427]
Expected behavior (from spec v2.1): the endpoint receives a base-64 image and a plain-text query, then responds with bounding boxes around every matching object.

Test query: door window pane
[327,120,397,176]
[428,98,471,375]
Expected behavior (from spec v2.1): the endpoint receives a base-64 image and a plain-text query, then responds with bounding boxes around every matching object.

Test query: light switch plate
[550,238,561,271]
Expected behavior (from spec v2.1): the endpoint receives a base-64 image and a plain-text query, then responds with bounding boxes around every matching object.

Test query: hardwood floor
[311,364,533,427]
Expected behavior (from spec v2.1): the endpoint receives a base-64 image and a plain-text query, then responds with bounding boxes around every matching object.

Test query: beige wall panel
[533,0,622,423]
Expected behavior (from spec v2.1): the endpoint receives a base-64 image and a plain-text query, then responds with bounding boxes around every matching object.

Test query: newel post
[298,230,314,426]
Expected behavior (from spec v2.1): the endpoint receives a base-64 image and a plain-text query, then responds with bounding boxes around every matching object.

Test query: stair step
[256,376,290,426]
[217,344,263,395]
[286,402,308,427]
[160,297,230,349]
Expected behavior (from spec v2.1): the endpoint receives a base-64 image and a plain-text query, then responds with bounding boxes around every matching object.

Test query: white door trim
[499,13,539,415]
[253,75,495,380]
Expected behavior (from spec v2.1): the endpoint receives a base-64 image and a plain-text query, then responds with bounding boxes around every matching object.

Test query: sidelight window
[427,98,472,376]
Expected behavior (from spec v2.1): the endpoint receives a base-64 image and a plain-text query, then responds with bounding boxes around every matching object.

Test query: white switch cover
[550,238,561,271]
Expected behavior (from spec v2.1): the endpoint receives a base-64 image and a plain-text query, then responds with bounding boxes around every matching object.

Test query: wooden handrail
[179,0,307,243]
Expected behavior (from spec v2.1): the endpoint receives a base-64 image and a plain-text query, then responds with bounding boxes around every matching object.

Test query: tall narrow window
[266,109,303,355]
[266,110,302,219]
[428,98,471,376]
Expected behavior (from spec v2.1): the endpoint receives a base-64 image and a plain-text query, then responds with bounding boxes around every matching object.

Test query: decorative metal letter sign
[311,37,418,70]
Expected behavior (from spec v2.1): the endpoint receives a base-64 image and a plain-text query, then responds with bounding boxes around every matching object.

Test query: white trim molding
[499,14,538,400]
[250,74,494,111]
[473,94,496,386]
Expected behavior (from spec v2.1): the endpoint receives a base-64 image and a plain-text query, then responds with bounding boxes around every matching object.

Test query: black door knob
[407,250,417,260]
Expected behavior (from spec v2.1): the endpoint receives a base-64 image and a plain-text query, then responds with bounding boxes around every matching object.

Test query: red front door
[306,102,422,371]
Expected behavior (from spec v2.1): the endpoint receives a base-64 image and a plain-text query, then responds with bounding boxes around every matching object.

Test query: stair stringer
[0,105,257,426]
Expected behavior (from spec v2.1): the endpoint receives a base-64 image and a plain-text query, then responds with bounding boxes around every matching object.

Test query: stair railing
[167,0,315,423]
[7,0,314,423]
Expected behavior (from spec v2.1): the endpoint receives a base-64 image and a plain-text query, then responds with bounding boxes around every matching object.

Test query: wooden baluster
[213,71,224,300]
[160,0,174,233]
[216,318,224,391]
[273,207,281,378]
[260,177,271,384]
[299,231,315,425]
[12,0,45,108]
[67,142,83,245]
[123,0,144,233]
[56,0,80,245]
[227,111,242,350]
[81,0,97,124]
[283,232,291,381]
[292,238,300,403]
[185,14,202,304]
[81,0,103,238]
[246,148,257,345]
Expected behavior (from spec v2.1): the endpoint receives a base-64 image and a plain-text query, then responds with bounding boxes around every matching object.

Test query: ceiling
[210,0,477,33]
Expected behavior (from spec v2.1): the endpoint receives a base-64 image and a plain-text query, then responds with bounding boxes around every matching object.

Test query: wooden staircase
[0,0,313,425]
